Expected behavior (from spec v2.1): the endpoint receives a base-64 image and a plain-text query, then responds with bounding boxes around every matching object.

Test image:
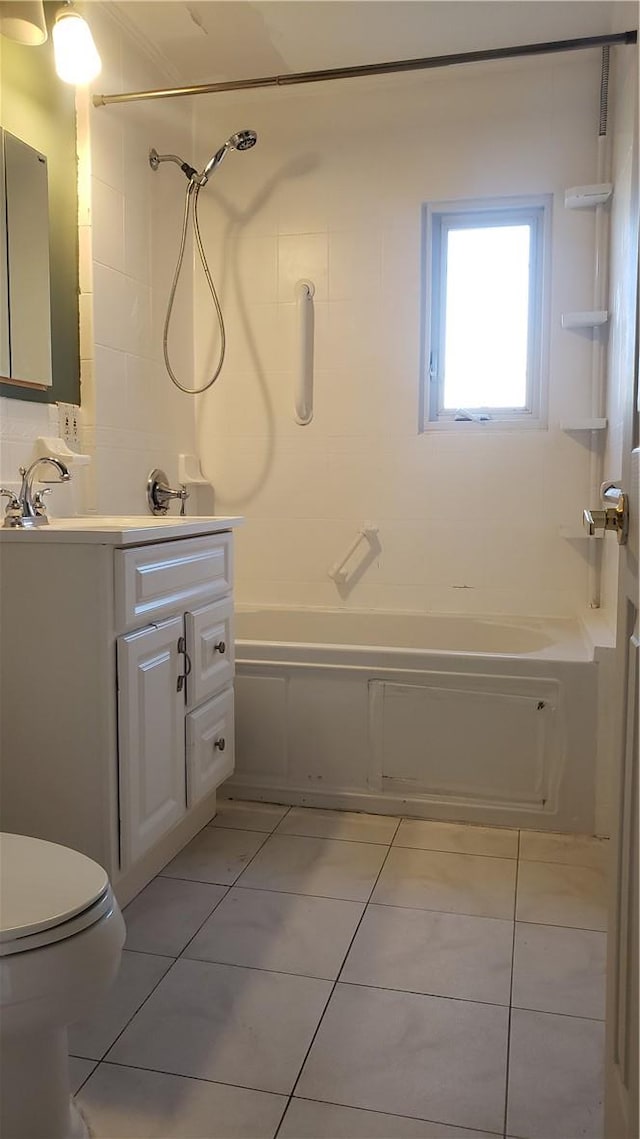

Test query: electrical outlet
[57,402,80,448]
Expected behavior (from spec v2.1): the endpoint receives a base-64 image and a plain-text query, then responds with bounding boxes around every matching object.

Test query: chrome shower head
[198,129,257,185]
[233,130,258,151]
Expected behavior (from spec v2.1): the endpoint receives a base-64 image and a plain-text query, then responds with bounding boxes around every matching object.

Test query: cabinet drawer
[116,534,232,632]
[186,597,235,708]
[186,687,235,807]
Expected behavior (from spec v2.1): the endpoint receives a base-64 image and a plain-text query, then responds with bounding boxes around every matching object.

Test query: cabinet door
[185,597,235,709]
[117,617,186,867]
[186,687,235,807]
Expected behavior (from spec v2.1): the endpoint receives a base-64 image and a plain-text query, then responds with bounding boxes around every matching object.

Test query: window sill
[423,417,547,433]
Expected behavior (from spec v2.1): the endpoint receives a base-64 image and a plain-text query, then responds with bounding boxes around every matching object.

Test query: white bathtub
[230,608,598,833]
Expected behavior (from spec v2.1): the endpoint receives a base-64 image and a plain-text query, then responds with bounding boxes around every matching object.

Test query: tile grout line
[75,809,605,1134]
[74,812,290,1078]
[283,1094,505,1138]
[116,950,605,1022]
[149,878,605,931]
[273,818,402,1139]
[217,809,606,867]
[91,1057,295,1100]
[222,800,292,833]
[270,832,399,845]
[164,884,230,960]
[89,1055,505,1139]
[159,814,284,892]
[502,827,521,1139]
[125,882,232,959]
[87,1055,497,1138]
[69,1059,98,1098]
[77,810,605,1125]
[73,953,178,1068]
[391,844,519,861]
[213,818,605,863]
[176,813,295,958]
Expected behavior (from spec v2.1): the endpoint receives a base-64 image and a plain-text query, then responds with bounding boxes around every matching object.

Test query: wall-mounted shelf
[560,418,608,432]
[564,183,613,209]
[561,311,609,329]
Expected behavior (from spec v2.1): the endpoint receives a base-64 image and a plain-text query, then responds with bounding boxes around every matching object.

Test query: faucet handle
[0,488,20,510]
[33,487,52,515]
[0,488,22,527]
[178,485,189,517]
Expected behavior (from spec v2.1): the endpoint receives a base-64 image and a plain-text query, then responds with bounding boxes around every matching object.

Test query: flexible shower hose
[163,178,226,395]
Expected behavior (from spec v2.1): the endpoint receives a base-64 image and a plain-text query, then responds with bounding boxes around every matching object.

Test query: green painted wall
[0,3,80,404]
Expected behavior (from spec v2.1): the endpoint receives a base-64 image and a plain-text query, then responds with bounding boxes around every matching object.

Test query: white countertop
[0,515,243,545]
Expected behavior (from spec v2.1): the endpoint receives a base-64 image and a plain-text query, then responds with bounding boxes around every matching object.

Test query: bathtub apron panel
[230,611,598,833]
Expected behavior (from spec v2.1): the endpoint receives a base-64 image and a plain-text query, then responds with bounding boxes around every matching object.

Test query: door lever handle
[583,486,628,544]
[601,481,625,507]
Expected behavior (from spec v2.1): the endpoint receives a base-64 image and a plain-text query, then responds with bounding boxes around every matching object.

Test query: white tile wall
[0,398,58,489]
[79,6,197,515]
[0,4,197,516]
[193,54,626,616]
[0,25,634,621]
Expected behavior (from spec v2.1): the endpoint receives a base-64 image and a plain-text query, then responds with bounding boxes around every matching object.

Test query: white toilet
[0,833,125,1139]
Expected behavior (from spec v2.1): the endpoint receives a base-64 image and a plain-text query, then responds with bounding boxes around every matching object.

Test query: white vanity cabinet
[0,516,240,905]
[116,538,236,868]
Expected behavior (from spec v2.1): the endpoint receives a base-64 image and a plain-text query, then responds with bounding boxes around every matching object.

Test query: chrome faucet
[146,468,190,516]
[1,457,71,528]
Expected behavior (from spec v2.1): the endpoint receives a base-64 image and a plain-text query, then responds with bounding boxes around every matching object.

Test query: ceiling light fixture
[52,4,101,85]
[0,1,47,45]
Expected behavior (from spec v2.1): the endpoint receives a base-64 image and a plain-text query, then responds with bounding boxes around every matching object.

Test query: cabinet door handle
[177,635,192,693]
[214,737,226,751]
[215,640,226,655]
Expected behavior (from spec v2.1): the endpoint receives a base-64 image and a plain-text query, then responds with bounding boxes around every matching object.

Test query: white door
[604,339,639,1128]
[117,617,186,867]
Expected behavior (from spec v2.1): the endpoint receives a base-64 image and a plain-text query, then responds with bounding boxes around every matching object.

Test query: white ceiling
[107,1,637,87]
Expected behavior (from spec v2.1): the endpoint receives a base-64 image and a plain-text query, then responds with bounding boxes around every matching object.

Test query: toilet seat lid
[0,833,109,944]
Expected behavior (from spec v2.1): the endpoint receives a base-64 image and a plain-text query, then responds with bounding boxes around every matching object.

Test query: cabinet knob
[215,641,226,655]
[214,737,226,751]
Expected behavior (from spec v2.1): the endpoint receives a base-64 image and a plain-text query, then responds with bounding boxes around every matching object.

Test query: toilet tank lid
[0,833,109,943]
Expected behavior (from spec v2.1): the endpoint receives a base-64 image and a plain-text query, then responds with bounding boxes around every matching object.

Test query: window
[423,197,550,428]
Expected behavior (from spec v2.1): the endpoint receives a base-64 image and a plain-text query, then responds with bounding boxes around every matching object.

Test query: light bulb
[52,8,101,85]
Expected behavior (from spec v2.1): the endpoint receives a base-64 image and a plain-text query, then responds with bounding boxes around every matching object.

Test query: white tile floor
[71,802,609,1139]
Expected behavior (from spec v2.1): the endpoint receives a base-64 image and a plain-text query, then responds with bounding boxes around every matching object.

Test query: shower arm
[149,148,197,181]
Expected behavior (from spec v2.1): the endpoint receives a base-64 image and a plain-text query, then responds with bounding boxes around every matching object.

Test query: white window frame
[421,194,551,431]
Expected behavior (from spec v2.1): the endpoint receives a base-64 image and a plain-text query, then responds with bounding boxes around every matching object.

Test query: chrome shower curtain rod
[93,29,637,107]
